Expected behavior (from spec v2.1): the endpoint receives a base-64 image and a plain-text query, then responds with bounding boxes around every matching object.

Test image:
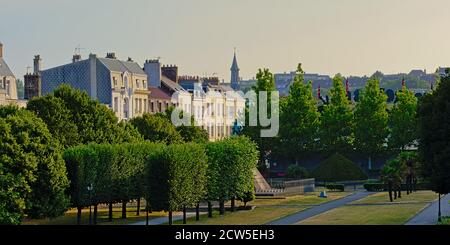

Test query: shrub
[312,153,368,182]
[286,165,309,179]
[326,184,345,192]
[363,183,385,192]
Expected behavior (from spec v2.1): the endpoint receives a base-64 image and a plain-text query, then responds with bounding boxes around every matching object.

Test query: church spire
[230,48,240,90]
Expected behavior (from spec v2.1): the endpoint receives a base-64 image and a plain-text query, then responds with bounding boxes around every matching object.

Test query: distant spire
[230,48,240,90]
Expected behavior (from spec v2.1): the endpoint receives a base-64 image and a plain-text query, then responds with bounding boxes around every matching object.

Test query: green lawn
[173,190,351,225]
[22,207,170,225]
[298,191,437,225]
[352,191,438,204]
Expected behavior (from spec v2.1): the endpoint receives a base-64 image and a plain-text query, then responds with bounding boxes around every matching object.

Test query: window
[150,101,154,112]
[5,80,10,96]
[114,97,118,113]
[135,98,138,113]
[158,102,162,112]
[142,80,146,88]
[113,77,117,87]
[136,79,140,88]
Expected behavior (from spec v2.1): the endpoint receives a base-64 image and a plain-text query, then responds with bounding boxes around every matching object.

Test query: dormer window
[136,79,140,88]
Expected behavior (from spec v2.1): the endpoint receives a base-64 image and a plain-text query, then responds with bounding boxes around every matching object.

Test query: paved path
[131,212,201,225]
[266,191,372,225]
[405,194,450,225]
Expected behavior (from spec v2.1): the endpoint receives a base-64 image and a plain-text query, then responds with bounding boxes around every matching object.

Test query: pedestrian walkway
[266,191,372,225]
[405,194,450,225]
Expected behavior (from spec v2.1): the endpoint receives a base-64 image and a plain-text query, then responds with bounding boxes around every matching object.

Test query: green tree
[147,143,208,224]
[388,86,418,151]
[418,72,450,199]
[242,68,277,167]
[320,74,354,153]
[177,125,209,143]
[27,95,79,148]
[130,113,182,144]
[27,84,142,146]
[354,78,388,168]
[279,64,320,163]
[0,106,69,223]
[204,136,258,214]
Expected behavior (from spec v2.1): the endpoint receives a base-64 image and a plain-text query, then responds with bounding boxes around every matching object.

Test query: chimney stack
[106,52,117,59]
[33,55,42,74]
[72,54,81,63]
[0,42,3,58]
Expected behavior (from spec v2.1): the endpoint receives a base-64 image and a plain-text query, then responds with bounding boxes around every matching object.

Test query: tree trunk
[122,201,127,219]
[108,202,113,221]
[219,200,225,215]
[398,189,401,198]
[207,201,213,218]
[195,203,200,221]
[231,197,235,212]
[136,198,140,216]
[394,188,397,199]
[93,204,98,225]
[168,211,173,225]
[183,205,187,224]
[146,208,149,226]
[77,207,82,225]
[388,183,393,202]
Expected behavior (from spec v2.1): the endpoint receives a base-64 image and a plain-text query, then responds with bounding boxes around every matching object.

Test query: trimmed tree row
[63,136,258,224]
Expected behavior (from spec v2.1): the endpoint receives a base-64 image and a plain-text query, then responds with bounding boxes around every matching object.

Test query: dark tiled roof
[98,58,146,75]
[149,86,171,100]
[0,58,15,77]
[161,75,184,92]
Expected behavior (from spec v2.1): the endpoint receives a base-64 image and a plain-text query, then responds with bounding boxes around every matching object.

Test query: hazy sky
[2,0,450,81]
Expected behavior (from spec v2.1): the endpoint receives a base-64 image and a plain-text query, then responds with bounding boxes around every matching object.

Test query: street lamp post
[87,184,93,225]
[438,194,442,222]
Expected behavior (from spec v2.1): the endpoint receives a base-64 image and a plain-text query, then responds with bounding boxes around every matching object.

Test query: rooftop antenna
[74,44,85,55]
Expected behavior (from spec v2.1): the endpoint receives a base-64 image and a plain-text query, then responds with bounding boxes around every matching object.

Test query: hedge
[146,143,208,212]
[326,184,345,192]
[363,182,431,192]
[205,136,259,204]
[63,142,162,208]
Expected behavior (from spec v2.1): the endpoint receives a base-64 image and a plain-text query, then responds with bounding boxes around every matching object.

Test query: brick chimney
[33,55,42,74]
[161,65,179,83]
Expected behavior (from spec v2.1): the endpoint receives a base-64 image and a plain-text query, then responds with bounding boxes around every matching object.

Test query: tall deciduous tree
[130,113,182,144]
[320,74,354,153]
[279,64,320,164]
[0,106,69,224]
[354,77,388,168]
[388,86,418,151]
[27,84,142,147]
[242,68,277,168]
[418,72,450,197]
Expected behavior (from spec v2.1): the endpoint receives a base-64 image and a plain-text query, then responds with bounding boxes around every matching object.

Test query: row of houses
[1,41,245,141]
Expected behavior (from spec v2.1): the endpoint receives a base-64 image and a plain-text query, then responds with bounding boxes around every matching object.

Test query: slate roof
[149,86,171,100]
[98,58,146,75]
[0,58,15,77]
[161,75,185,92]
